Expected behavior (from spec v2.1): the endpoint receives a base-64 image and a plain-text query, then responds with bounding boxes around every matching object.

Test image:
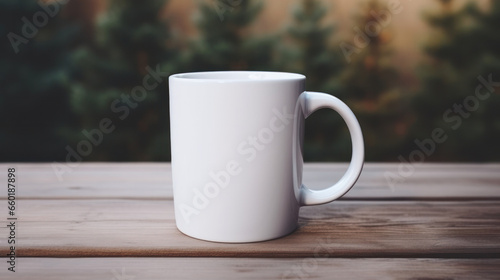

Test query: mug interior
[171,71,305,82]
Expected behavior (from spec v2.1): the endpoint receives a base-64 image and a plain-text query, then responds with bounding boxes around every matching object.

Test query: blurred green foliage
[187,0,276,71]
[409,0,500,161]
[1,0,499,162]
[0,0,79,161]
[279,0,349,161]
[68,0,177,161]
[340,0,408,161]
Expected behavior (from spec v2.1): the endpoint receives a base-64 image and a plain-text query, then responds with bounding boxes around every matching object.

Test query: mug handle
[294,91,364,206]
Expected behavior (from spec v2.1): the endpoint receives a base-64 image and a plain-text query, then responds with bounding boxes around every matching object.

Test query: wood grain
[1,199,498,258]
[1,258,499,280]
[1,163,499,199]
[1,163,499,280]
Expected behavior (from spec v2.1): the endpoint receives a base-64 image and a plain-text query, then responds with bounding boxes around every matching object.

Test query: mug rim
[170,71,306,83]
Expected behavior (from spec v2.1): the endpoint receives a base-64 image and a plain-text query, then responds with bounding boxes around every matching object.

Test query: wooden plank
[0,163,499,199]
[304,163,500,200]
[2,258,500,280]
[0,163,172,199]
[1,200,499,258]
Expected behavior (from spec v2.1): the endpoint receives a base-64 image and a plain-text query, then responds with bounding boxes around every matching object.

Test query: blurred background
[1,0,499,163]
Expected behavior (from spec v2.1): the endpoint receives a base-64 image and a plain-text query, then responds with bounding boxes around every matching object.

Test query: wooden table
[1,163,500,279]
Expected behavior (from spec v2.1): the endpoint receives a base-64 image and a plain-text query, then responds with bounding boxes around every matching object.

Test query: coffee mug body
[169,71,364,243]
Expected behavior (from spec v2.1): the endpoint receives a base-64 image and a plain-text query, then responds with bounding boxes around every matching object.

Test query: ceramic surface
[169,71,364,242]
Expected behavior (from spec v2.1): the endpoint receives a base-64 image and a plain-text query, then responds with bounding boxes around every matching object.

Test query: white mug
[169,71,364,243]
